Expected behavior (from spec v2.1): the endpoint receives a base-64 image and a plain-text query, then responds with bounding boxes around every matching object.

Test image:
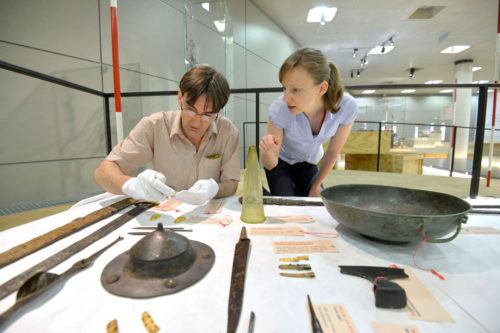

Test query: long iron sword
[0,202,156,301]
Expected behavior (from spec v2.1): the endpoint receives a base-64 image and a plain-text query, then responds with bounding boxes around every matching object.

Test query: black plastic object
[373,278,407,309]
[339,265,409,309]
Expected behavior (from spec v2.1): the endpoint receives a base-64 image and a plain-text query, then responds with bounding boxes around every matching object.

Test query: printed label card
[267,215,315,224]
[307,304,358,333]
[371,322,420,333]
[249,226,304,236]
[272,240,338,254]
[398,268,455,322]
[183,216,232,226]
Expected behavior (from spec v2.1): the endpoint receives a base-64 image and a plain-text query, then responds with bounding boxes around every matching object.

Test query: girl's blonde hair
[279,48,344,113]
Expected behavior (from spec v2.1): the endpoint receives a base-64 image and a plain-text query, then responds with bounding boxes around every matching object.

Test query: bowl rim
[320,184,472,218]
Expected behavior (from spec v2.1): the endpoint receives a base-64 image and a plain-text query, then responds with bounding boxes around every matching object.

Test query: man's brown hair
[179,65,230,113]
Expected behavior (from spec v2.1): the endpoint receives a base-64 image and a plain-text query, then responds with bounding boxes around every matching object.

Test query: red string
[301,231,339,239]
[412,237,445,280]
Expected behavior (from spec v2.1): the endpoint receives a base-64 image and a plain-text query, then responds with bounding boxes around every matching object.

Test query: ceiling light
[362,90,376,94]
[307,7,337,24]
[440,45,470,54]
[440,89,454,93]
[213,20,225,32]
[368,45,394,55]
[425,80,443,84]
[472,66,482,72]
[202,2,210,11]
[401,89,416,93]
[409,68,415,78]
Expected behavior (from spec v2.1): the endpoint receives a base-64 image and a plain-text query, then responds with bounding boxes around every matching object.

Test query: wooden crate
[341,131,392,154]
[345,153,424,175]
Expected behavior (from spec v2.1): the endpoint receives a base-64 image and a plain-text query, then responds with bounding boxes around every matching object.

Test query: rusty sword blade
[0,202,156,301]
[227,226,250,333]
[0,198,136,268]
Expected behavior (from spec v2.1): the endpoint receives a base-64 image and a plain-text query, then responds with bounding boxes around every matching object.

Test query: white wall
[0,0,298,210]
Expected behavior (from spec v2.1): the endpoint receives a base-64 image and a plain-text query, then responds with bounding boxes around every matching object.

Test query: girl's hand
[259,134,281,154]
[308,185,322,197]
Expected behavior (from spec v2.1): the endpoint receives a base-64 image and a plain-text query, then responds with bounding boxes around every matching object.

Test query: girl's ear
[318,80,329,97]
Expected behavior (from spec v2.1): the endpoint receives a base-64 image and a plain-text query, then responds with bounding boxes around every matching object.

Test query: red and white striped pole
[110,0,124,143]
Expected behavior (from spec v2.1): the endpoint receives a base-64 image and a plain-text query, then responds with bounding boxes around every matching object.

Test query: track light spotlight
[388,37,394,46]
[353,48,358,58]
[409,68,415,78]
[350,71,353,78]
[357,70,360,77]
[381,45,385,53]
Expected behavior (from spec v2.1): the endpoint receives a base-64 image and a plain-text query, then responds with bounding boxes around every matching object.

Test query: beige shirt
[106,111,240,191]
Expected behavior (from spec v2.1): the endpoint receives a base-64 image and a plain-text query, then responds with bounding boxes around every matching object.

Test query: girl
[259,48,358,197]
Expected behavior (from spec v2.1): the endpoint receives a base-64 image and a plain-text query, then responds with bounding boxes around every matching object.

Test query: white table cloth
[0,194,499,332]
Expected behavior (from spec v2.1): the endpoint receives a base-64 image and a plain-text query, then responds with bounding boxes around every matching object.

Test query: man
[94,65,239,204]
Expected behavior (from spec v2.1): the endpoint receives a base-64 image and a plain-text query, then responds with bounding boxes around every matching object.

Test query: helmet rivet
[106,275,120,284]
[165,279,178,288]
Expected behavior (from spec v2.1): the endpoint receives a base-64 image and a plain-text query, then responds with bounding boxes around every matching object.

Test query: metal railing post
[256,92,260,159]
[104,96,112,154]
[377,122,382,172]
[469,86,488,198]
[449,126,457,177]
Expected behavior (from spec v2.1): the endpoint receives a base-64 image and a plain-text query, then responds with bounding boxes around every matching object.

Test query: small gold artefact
[150,214,161,221]
[206,153,221,159]
[279,264,311,271]
[279,256,309,262]
[280,272,316,278]
[174,216,186,224]
[142,311,160,333]
[106,319,119,333]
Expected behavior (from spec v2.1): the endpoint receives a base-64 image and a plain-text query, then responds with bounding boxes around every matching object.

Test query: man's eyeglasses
[181,104,219,122]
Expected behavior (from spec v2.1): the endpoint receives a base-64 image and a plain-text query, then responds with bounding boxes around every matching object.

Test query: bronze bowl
[320,184,471,243]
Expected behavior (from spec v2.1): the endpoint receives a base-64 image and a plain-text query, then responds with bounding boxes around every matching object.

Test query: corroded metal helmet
[101,223,215,298]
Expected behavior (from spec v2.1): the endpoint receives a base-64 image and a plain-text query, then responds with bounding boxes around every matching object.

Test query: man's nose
[192,114,203,125]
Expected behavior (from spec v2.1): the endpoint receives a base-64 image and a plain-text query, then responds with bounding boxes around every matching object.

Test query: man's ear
[177,90,183,107]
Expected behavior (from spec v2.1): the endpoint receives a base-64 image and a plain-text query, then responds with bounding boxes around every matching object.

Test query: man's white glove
[122,169,175,201]
[175,178,219,205]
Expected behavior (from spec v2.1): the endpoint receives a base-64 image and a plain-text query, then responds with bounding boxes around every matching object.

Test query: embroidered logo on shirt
[206,153,221,159]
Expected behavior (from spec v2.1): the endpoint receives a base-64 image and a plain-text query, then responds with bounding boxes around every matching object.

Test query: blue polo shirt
[268,92,358,165]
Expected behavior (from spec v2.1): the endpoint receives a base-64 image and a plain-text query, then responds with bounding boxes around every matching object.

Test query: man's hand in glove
[122,169,175,201]
[175,178,219,205]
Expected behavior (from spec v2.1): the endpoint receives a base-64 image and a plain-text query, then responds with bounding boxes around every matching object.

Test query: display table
[0,194,499,332]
